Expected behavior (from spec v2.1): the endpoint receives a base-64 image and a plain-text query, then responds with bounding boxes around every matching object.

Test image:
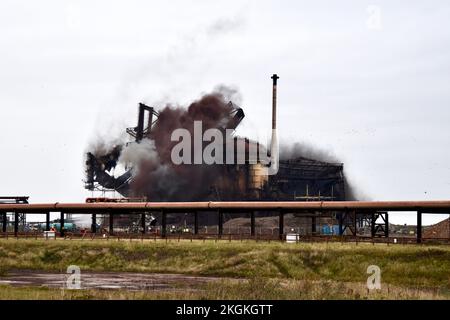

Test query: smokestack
[271,74,279,130]
[269,74,279,174]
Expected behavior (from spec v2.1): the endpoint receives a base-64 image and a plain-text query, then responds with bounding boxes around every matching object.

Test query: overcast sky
[1,0,449,225]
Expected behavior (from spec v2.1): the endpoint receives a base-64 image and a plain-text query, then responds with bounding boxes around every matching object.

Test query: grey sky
[1,0,449,224]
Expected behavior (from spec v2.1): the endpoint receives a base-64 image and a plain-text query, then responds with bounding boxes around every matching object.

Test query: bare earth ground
[0,272,447,300]
[0,270,226,291]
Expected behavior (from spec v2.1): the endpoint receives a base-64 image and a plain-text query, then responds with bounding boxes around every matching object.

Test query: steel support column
[338,212,343,236]
[60,212,65,237]
[250,211,255,236]
[109,213,114,235]
[218,210,223,238]
[279,210,284,240]
[45,212,50,231]
[161,210,167,238]
[91,214,97,233]
[1,211,6,233]
[14,212,19,237]
[141,213,146,234]
[194,211,199,235]
[417,211,422,244]
[371,212,375,237]
[311,214,317,234]
[385,213,389,237]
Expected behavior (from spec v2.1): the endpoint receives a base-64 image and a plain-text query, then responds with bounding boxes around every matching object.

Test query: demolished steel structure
[84,101,246,198]
[84,75,345,203]
[81,75,364,233]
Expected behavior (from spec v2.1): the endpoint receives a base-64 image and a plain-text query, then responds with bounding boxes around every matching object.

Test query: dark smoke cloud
[279,142,339,163]
[88,88,361,201]
[344,178,359,201]
[121,89,239,201]
[213,84,243,105]
[279,142,359,200]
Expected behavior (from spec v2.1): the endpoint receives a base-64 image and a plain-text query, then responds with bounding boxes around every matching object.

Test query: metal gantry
[0,201,449,243]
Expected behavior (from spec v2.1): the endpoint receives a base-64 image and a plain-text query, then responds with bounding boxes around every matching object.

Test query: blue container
[321,225,341,235]
[321,225,331,235]
[332,225,340,235]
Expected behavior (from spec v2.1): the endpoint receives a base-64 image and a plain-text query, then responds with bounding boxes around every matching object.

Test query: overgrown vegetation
[0,239,449,299]
[0,278,448,300]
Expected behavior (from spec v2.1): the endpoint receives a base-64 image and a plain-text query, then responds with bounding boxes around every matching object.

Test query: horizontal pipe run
[0,201,450,213]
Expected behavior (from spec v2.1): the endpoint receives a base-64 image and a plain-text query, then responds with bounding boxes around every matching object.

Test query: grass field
[1,278,447,300]
[1,239,449,299]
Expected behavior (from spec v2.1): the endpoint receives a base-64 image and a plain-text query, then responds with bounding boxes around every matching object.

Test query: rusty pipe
[1,200,450,213]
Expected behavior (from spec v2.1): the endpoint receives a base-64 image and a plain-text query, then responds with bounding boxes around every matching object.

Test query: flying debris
[85,76,347,202]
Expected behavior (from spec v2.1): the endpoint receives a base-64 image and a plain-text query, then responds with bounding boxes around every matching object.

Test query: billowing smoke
[280,142,339,163]
[280,142,358,200]
[86,87,359,201]
[137,91,241,200]
[119,139,159,171]
[87,88,241,201]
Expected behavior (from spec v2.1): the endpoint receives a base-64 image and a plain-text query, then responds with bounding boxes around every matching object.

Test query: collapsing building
[85,75,346,203]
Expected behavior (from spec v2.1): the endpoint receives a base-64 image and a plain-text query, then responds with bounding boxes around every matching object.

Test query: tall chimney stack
[269,74,279,175]
[271,74,279,130]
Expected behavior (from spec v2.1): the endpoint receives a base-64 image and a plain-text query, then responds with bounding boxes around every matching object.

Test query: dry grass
[0,239,449,299]
[0,278,448,300]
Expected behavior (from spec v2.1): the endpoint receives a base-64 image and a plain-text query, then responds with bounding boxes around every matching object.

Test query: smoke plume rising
[87,87,358,201]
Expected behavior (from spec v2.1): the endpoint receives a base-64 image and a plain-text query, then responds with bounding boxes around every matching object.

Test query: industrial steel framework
[0,196,29,233]
[1,200,449,243]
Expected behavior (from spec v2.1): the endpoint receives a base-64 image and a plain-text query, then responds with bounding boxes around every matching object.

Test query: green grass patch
[0,279,448,300]
[0,239,449,290]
